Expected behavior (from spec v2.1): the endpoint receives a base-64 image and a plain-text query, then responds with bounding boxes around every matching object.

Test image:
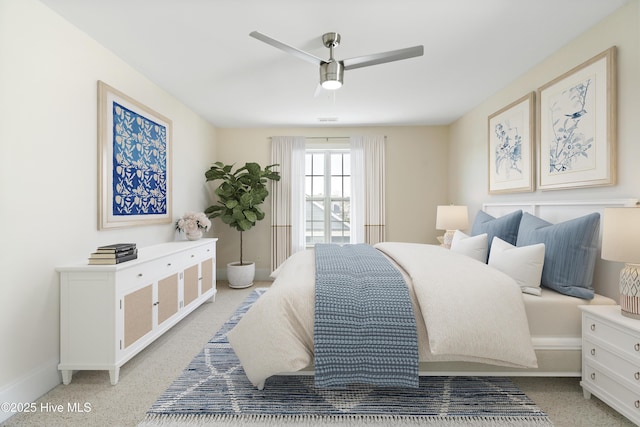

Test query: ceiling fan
[249,31,424,90]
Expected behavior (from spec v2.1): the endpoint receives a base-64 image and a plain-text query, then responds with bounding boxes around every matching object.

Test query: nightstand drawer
[584,339,640,390]
[584,363,640,418]
[584,314,640,360]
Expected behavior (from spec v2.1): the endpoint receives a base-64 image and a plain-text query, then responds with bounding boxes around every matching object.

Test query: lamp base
[442,230,456,249]
[620,264,640,319]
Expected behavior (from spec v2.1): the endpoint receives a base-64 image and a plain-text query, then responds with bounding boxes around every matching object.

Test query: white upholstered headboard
[481,199,638,300]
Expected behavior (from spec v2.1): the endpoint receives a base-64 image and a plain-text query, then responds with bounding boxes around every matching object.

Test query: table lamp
[601,207,640,319]
[436,205,469,248]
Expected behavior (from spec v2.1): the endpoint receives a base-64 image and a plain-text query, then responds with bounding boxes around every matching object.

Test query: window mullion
[324,151,331,244]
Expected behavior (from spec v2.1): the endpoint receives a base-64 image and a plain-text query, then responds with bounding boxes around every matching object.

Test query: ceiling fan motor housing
[320,60,344,89]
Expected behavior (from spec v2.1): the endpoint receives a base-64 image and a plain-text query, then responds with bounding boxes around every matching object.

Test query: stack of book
[88,243,138,265]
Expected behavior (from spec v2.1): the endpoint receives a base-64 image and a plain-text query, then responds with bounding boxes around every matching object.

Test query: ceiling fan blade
[343,45,424,70]
[250,31,324,66]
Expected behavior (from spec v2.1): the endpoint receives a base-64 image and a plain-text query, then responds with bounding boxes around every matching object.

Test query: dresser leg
[61,370,72,385]
[583,389,592,399]
[109,368,120,385]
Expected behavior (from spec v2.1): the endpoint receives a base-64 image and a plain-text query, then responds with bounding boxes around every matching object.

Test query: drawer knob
[636,400,640,409]
[590,348,596,356]
[635,343,640,352]
[635,372,640,381]
[191,254,195,258]
[167,263,172,267]
[137,273,143,277]
[590,324,596,331]
[591,373,596,380]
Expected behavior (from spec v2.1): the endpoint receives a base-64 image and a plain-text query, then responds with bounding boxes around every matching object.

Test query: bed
[228,200,634,389]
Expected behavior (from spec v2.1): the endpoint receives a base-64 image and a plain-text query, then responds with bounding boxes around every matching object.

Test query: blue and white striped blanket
[313,244,419,388]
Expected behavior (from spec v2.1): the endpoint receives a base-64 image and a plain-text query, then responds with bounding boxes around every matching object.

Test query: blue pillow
[516,212,600,300]
[471,210,522,260]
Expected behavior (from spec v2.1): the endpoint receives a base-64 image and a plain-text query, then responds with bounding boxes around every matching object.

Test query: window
[305,149,351,246]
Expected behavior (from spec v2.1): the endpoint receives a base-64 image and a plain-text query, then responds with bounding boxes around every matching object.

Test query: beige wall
[448,0,640,298]
[213,126,449,279]
[0,0,216,415]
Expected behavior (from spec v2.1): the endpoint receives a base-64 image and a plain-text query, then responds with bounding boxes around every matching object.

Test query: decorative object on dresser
[601,206,640,319]
[97,81,173,229]
[57,238,217,385]
[580,305,640,425]
[435,204,468,248]
[204,162,280,288]
[175,211,211,241]
[88,242,137,265]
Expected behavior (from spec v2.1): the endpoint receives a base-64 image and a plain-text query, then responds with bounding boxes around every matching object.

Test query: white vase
[185,230,203,241]
[227,262,255,289]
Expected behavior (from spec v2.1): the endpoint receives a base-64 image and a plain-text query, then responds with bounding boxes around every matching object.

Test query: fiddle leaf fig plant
[204,162,280,265]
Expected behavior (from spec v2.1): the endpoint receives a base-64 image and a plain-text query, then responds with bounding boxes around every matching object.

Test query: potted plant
[204,161,280,288]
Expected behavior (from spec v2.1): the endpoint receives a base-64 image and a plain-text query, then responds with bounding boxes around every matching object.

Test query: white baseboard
[0,359,61,423]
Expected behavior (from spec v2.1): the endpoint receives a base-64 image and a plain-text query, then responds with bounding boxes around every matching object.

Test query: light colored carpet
[1,282,634,427]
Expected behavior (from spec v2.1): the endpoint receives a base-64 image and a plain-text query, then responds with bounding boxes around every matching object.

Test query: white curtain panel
[350,135,386,245]
[270,136,305,272]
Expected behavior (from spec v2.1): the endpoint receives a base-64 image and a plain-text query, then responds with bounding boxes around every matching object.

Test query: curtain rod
[269,136,387,140]
[305,137,350,140]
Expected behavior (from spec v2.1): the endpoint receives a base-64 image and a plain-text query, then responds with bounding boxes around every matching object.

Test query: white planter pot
[227,262,255,289]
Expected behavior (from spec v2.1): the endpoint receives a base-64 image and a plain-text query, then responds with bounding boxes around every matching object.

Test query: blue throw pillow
[516,212,600,300]
[471,210,522,261]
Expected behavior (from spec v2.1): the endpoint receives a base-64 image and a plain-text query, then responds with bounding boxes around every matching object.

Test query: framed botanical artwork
[97,81,173,229]
[488,92,535,194]
[537,47,616,190]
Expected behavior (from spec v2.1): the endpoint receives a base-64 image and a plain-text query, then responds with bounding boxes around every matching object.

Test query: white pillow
[450,231,488,263]
[488,237,545,296]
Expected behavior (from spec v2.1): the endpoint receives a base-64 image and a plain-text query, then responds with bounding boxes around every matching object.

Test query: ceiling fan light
[320,61,343,90]
[321,79,342,90]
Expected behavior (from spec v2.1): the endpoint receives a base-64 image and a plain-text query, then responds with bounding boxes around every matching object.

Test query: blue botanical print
[494,120,522,181]
[549,78,593,173]
[112,102,167,216]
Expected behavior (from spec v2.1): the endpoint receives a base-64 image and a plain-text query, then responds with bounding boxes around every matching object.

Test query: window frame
[305,145,351,247]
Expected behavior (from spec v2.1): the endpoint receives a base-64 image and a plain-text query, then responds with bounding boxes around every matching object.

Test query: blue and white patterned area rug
[139,289,553,426]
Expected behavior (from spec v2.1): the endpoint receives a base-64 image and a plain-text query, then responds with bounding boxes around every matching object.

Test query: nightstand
[580,305,640,425]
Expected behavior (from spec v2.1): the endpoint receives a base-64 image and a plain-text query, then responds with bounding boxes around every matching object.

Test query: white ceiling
[40,0,629,128]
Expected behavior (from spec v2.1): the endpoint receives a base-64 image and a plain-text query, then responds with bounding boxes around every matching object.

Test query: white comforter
[227,242,537,389]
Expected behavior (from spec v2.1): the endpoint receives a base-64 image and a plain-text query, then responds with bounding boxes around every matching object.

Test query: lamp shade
[436,205,469,231]
[601,207,640,264]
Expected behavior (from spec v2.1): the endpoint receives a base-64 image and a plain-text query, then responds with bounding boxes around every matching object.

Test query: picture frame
[97,81,173,229]
[488,92,535,194]
[537,47,616,191]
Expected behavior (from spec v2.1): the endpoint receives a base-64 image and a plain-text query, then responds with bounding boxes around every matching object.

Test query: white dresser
[580,304,640,425]
[57,238,217,385]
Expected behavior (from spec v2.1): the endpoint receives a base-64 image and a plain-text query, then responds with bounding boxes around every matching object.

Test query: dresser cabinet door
[183,264,199,307]
[201,258,214,293]
[158,273,179,324]
[123,284,153,348]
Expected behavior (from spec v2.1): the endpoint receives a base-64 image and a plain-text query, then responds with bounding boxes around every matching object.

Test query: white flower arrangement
[175,212,211,234]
